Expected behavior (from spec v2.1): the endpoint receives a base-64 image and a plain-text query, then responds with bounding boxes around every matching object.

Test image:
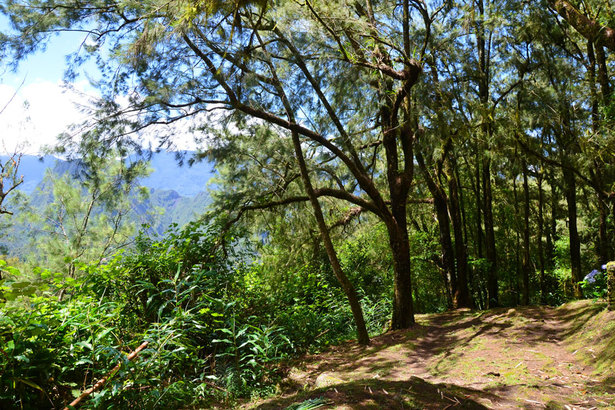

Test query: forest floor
[242,300,615,409]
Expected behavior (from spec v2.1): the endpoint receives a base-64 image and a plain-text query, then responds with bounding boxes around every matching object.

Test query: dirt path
[247,300,615,409]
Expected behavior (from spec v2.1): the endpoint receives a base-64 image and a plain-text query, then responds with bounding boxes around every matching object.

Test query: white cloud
[0,81,93,154]
[0,80,212,155]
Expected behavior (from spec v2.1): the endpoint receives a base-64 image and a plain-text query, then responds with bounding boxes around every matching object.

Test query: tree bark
[483,157,499,307]
[549,0,615,52]
[547,170,558,270]
[608,262,615,311]
[563,163,583,298]
[290,130,370,345]
[522,159,531,305]
[386,209,415,328]
[475,0,498,308]
[447,156,472,308]
[537,167,547,304]
[416,149,456,308]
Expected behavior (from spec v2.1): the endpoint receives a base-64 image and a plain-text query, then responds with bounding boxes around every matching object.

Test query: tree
[0,87,25,216]
[0,0,437,329]
[3,0,614,316]
[24,154,147,278]
[548,0,615,52]
[0,153,23,216]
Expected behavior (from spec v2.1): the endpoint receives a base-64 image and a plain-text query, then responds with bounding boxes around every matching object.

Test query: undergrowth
[0,220,390,408]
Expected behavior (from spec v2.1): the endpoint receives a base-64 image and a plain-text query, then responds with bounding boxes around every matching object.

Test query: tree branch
[549,0,615,51]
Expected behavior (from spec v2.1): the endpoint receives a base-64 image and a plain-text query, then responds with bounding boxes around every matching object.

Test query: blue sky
[1,16,203,155]
[0,17,97,154]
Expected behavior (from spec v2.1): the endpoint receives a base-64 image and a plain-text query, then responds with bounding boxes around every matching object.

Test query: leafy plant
[580,269,608,299]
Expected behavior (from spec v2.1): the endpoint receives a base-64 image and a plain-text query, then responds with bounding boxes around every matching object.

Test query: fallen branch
[64,341,149,409]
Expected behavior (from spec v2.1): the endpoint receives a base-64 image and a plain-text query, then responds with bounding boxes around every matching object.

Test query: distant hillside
[1,151,215,197]
[133,189,211,233]
[139,151,215,197]
[0,151,215,257]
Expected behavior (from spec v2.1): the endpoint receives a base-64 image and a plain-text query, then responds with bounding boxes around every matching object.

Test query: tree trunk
[416,150,456,308]
[474,152,486,308]
[513,172,521,306]
[483,157,499,307]
[290,130,370,345]
[587,41,610,266]
[435,194,457,308]
[522,160,531,305]
[537,168,547,304]
[563,164,583,299]
[597,192,610,265]
[447,156,472,308]
[547,171,558,270]
[608,262,615,311]
[387,211,415,329]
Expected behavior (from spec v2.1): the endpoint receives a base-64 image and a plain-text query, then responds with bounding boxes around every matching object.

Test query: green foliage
[2,217,378,408]
[0,282,126,408]
[580,270,608,300]
[285,397,330,410]
[21,155,148,277]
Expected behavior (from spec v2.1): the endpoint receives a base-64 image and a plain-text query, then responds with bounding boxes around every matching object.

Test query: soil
[244,300,615,409]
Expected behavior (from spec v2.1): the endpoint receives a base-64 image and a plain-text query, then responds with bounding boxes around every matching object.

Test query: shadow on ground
[253,377,497,409]
[250,301,615,409]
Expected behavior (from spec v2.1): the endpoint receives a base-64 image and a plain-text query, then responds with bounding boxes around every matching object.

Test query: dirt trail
[247,300,615,409]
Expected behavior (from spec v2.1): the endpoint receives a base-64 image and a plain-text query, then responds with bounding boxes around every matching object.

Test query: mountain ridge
[1,151,215,197]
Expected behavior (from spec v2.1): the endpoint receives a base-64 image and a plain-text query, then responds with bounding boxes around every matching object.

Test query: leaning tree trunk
[255,28,370,344]
[416,150,456,308]
[290,130,370,345]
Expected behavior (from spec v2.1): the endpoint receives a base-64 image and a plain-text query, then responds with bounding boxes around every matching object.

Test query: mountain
[1,151,215,197]
[139,151,215,197]
[1,155,58,194]
[132,189,212,233]
[0,151,215,257]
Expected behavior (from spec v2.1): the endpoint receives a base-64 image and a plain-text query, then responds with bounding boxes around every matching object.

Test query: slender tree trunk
[447,156,472,308]
[416,150,456,308]
[290,131,370,345]
[435,194,457,307]
[537,168,547,304]
[595,44,611,100]
[455,159,473,298]
[597,195,610,264]
[522,160,531,305]
[513,173,521,306]
[254,27,370,344]
[475,152,486,308]
[587,40,610,266]
[475,0,497,307]
[483,157,499,307]
[547,171,558,270]
[563,163,583,299]
[475,153,484,260]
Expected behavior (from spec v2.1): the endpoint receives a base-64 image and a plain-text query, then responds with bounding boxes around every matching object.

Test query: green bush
[0,218,398,408]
